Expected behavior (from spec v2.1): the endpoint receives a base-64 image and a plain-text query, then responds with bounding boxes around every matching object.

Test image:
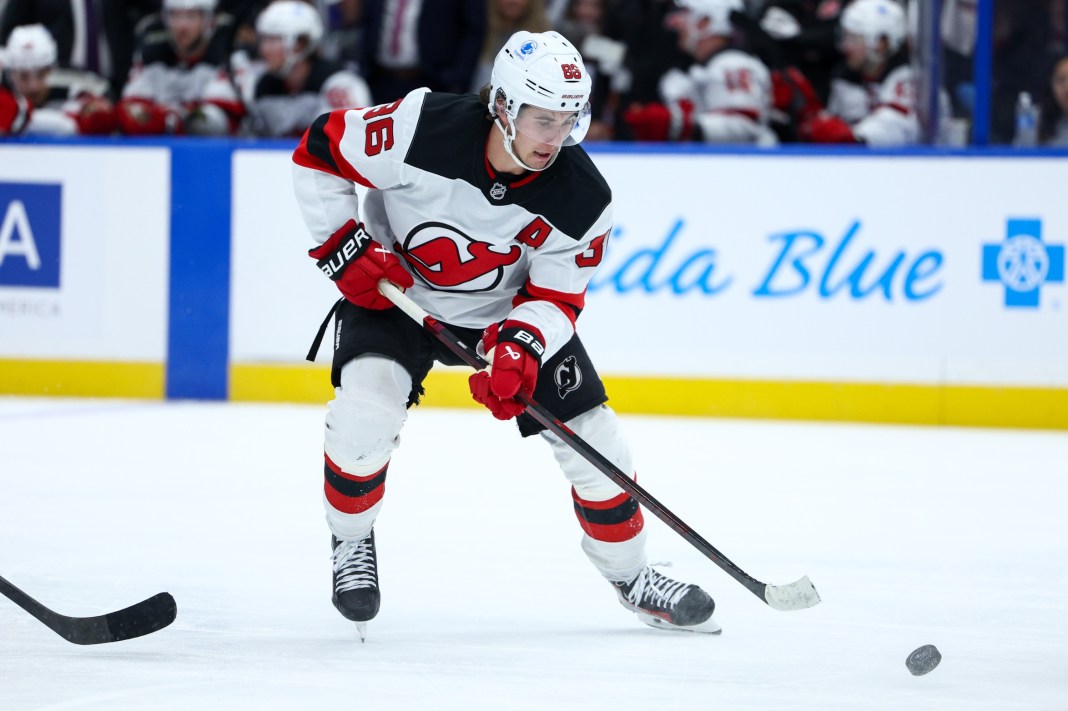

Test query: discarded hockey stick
[0,574,176,644]
[378,281,820,611]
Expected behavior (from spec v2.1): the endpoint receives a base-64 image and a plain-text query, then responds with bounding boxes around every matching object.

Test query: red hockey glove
[771,67,823,122]
[799,112,857,143]
[115,98,183,135]
[468,321,545,420]
[309,219,414,309]
[622,100,695,141]
[74,97,117,135]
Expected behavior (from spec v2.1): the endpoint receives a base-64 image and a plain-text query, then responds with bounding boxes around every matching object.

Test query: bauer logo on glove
[309,219,414,310]
[313,220,375,279]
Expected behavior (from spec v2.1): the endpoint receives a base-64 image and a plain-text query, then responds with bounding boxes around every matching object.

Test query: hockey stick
[378,281,820,611]
[0,574,176,644]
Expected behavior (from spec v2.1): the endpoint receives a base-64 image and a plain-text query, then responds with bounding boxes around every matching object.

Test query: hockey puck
[905,644,941,676]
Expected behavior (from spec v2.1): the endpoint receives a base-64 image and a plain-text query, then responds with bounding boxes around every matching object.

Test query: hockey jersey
[826,55,919,146]
[122,17,241,134]
[232,53,371,138]
[21,68,112,136]
[0,74,32,136]
[293,89,613,360]
[659,49,777,146]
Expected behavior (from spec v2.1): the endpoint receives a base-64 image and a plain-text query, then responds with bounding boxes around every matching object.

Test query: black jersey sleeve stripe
[295,112,342,176]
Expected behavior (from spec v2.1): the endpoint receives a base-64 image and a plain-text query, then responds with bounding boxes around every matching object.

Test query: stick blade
[764,576,821,611]
[89,592,176,645]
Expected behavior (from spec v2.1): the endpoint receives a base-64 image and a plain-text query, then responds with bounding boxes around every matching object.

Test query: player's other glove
[771,67,822,122]
[74,97,117,135]
[622,100,695,142]
[309,219,414,309]
[115,98,183,135]
[468,321,545,420]
[798,112,858,143]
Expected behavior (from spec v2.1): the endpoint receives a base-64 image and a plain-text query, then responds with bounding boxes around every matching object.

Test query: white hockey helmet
[489,31,591,118]
[256,1,323,75]
[840,0,907,62]
[256,1,323,52]
[163,0,217,12]
[489,30,592,150]
[2,24,58,71]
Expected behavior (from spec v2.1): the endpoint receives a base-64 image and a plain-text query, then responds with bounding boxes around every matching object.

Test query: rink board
[1,139,1066,427]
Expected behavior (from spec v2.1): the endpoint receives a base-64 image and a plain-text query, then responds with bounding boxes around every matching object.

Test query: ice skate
[331,531,380,641]
[613,566,720,634]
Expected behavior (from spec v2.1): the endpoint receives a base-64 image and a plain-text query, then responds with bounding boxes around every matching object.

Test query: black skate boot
[613,566,720,634]
[331,531,380,640]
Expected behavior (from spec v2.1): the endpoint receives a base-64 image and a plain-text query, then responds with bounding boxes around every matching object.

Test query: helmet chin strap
[273,41,313,78]
[494,117,559,173]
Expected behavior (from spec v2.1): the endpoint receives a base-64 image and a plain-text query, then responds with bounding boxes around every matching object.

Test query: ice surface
[2,397,1067,710]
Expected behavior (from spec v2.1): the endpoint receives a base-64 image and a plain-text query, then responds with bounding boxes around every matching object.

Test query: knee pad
[324,356,412,474]
[541,405,634,501]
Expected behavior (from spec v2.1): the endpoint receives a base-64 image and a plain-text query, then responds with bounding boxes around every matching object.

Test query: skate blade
[635,612,722,635]
[354,622,368,642]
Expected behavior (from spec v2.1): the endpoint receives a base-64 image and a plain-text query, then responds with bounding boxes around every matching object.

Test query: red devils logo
[399,222,522,292]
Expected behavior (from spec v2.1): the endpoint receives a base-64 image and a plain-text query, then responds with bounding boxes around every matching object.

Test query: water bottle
[1013,92,1039,147]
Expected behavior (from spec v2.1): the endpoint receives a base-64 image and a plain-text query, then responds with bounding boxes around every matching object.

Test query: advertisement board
[585,154,1067,386]
[0,146,170,361]
[2,140,1063,426]
[230,149,1067,389]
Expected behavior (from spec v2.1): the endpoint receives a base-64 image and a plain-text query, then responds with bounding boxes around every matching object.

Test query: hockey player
[0,71,30,136]
[1,24,115,136]
[622,0,777,145]
[117,0,243,135]
[230,1,370,138]
[797,0,920,146]
[292,30,719,639]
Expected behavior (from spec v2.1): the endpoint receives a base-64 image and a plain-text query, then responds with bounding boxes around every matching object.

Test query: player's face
[1052,58,1068,115]
[840,32,878,71]
[672,14,726,61]
[259,35,288,72]
[11,68,49,106]
[511,106,579,167]
[166,8,207,54]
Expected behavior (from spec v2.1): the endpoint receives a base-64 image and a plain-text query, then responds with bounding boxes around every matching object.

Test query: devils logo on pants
[399,222,521,292]
[555,355,582,399]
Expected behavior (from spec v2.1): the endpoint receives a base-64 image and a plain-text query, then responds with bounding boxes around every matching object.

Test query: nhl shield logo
[554,356,582,399]
[490,182,508,200]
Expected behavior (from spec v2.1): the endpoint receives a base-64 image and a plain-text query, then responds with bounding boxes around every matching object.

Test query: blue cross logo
[981,218,1064,308]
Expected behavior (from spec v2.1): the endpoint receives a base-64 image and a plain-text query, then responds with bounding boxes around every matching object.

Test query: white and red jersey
[122,17,242,133]
[292,89,613,360]
[20,68,111,136]
[826,58,920,146]
[0,74,32,136]
[231,53,371,138]
[660,49,777,146]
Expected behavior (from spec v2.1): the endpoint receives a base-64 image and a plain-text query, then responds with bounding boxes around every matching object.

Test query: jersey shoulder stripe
[403,92,487,180]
